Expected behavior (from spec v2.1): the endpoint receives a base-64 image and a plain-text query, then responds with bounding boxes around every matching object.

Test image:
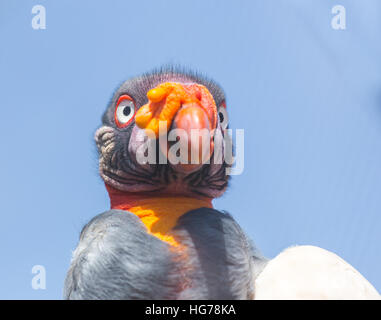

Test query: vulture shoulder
[63,210,178,300]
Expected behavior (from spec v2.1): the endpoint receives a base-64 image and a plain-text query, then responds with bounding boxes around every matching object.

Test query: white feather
[254,245,380,300]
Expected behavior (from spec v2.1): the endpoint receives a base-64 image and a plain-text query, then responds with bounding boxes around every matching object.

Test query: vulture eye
[218,105,228,130]
[115,95,136,128]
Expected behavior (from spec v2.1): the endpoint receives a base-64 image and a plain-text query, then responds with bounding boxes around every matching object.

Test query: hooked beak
[135,82,217,173]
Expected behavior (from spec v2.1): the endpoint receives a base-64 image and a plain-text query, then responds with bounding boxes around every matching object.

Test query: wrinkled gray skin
[64,67,267,299]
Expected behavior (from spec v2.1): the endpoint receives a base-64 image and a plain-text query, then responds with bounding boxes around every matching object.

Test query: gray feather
[64,208,267,300]
[64,210,179,299]
[171,208,266,299]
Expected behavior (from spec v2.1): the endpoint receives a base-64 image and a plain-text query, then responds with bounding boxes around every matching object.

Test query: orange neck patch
[106,184,213,247]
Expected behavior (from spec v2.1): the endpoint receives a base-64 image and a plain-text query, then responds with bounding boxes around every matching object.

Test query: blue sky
[1,0,380,299]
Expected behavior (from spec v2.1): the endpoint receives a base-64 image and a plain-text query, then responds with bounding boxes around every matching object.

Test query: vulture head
[95,68,231,200]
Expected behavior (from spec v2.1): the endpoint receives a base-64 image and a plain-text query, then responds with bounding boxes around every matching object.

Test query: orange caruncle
[135,82,217,137]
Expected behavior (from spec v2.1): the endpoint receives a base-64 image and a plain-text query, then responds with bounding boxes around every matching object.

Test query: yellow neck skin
[128,197,212,247]
[106,185,213,247]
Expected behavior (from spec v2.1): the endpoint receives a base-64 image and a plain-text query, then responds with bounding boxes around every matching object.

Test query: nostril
[195,90,202,101]
[218,111,224,123]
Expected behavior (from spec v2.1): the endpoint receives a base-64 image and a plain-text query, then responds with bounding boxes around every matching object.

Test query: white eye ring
[218,106,228,129]
[116,100,135,126]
